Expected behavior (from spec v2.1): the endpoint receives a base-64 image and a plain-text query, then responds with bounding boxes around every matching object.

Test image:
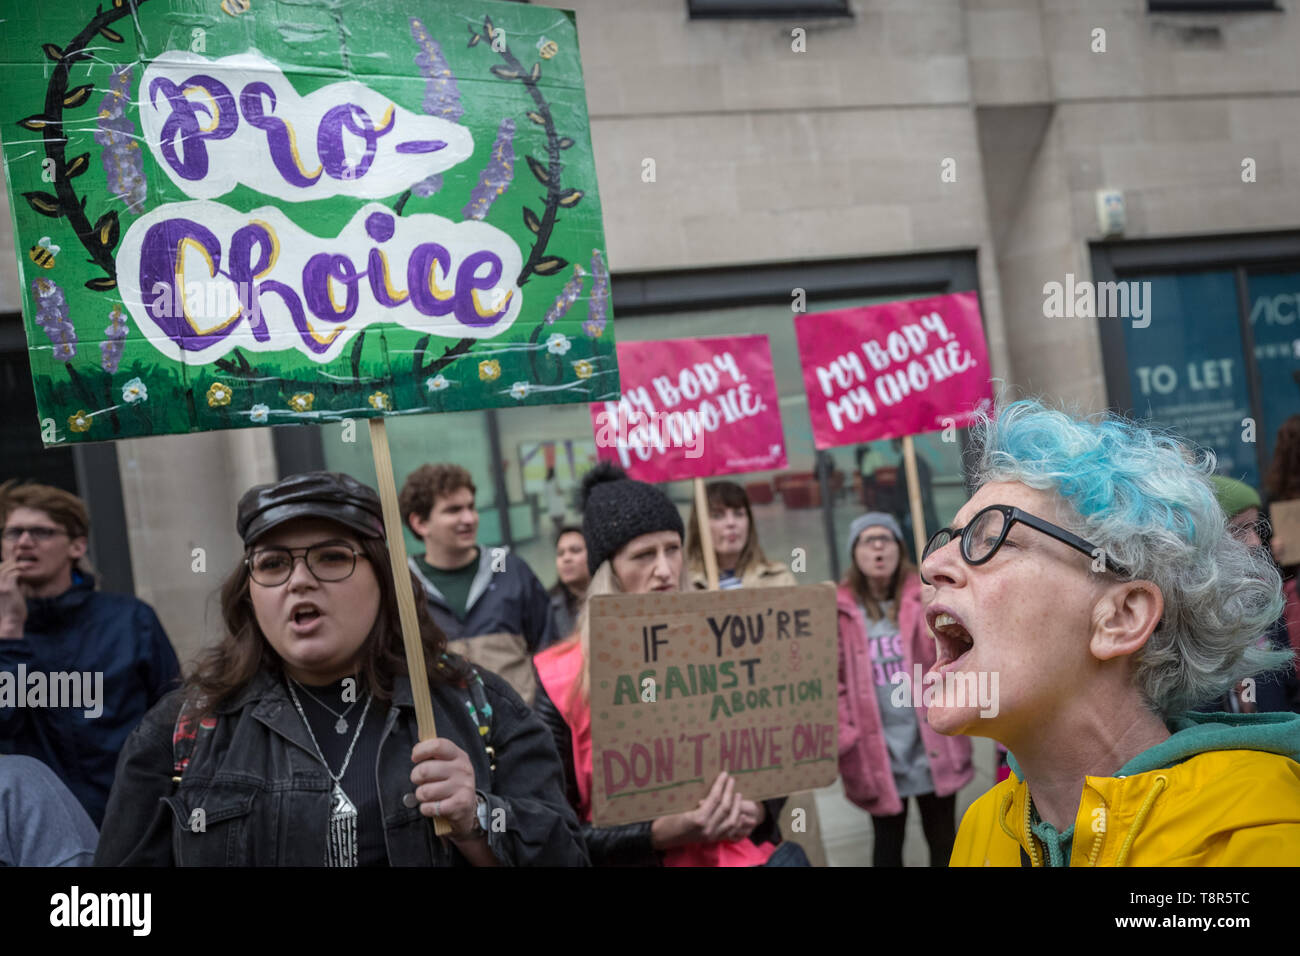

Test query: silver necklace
[287,680,372,867]
[290,677,361,734]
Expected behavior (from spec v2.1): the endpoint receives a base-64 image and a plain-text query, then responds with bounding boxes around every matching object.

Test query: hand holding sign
[648,771,763,848]
[409,737,481,839]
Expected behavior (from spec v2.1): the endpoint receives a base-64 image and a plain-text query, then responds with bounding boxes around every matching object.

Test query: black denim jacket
[94,667,589,867]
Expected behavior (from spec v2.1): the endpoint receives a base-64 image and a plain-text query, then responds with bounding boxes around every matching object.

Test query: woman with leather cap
[95,471,587,867]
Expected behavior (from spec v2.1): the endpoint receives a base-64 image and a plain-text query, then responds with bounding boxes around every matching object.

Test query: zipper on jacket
[1022,791,1041,867]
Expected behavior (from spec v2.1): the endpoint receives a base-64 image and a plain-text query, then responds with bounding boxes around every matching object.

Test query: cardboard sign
[588,585,838,827]
[1270,499,1300,567]
[794,292,993,449]
[2,0,616,446]
[588,334,787,481]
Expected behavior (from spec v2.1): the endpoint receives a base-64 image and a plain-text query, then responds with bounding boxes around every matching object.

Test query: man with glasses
[924,401,1300,866]
[0,481,179,826]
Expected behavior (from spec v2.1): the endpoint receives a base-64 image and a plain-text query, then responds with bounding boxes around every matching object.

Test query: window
[601,252,980,583]
[1094,232,1300,493]
[688,0,850,19]
[1148,0,1279,11]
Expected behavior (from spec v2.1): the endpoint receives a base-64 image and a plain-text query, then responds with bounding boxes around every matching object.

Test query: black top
[94,668,589,867]
[289,676,389,867]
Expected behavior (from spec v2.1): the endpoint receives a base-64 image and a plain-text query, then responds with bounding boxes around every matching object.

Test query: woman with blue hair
[922,399,1300,866]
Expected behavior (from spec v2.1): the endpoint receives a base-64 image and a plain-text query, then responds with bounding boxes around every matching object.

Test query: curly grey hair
[971,399,1291,717]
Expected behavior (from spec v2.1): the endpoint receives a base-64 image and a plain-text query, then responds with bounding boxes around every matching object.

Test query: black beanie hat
[580,462,685,575]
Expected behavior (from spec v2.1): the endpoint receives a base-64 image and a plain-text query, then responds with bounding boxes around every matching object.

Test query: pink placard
[794,292,994,449]
[588,334,787,482]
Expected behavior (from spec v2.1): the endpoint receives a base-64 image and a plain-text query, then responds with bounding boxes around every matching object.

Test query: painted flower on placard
[409,17,462,199]
[546,333,571,356]
[426,374,450,392]
[463,118,515,221]
[544,265,586,326]
[289,392,315,413]
[206,382,233,407]
[368,391,391,410]
[122,377,147,404]
[583,250,609,338]
[249,404,270,424]
[478,359,501,382]
[31,277,77,362]
[68,410,92,433]
[510,381,530,401]
[101,305,129,374]
[573,360,594,380]
[94,64,147,214]
[411,18,464,120]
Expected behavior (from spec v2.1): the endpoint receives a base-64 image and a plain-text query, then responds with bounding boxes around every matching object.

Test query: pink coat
[836,575,974,817]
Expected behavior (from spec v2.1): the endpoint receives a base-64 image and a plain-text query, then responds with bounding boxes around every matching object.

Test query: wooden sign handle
[693,477,720,591]
[368,417,451,837]
[901,435,927,565]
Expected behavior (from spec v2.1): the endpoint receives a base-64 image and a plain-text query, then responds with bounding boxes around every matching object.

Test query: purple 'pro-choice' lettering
[240,82,323,188]
[149,75,237,181]
[138,218,232,352]
[317,104,395,182]
[454,250,508,327]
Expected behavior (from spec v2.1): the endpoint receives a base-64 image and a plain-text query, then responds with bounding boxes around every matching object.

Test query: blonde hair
[562,555,691,708]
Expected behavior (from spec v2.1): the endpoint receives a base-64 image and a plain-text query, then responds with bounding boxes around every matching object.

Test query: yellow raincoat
[951,713,1300,866]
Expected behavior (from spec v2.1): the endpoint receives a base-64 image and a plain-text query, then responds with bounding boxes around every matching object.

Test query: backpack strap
[171,696,217,787]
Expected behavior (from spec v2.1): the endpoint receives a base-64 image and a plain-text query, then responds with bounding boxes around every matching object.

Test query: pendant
[335,717,348,735]
[326,781,358,867]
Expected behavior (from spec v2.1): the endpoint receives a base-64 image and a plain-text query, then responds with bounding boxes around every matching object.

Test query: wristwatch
[473,792,489,836]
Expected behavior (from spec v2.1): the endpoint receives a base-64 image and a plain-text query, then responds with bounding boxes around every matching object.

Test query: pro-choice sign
[588,586,839,827]
[2,0,616,445]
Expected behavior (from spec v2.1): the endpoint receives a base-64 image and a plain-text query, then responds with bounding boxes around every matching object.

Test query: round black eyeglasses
[245,544,367,587]
[920,504,1128,585]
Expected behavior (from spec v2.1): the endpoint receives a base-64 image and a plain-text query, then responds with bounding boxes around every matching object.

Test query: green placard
[1,0,616,446]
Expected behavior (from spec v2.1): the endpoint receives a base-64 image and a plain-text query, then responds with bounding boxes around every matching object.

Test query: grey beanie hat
[847,512,904,555]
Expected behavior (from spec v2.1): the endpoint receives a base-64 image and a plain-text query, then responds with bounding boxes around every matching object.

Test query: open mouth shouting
[289,601,325,635]
[927,606,975,673]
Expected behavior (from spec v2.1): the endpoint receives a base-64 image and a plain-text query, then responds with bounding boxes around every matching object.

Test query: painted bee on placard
[28,236,58,269]
[537,37,558,59]
[221,0,250,16]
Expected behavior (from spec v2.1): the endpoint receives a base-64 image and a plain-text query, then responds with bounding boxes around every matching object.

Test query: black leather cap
[236,471,385,546]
